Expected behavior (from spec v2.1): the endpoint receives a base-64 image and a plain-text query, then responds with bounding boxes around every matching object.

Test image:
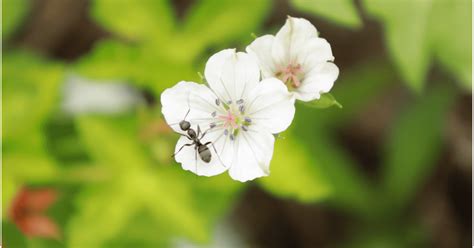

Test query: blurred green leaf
[180,0,271,51]
[3,222,28,247]
[259,132,331,202]
[68,116,241,247]
[364,0,431,92]
[429,0,472,90]
[292,0,362,28]
[3,52,64,215]
[91,0,174,41]
[292,60,398,215]
[77,0,270,96]
[363,0,471,91]
[310,134,375,215]
[304,59,397,127]
[2,0,29,39]
[3,52,64,143]
[3,152,59,215]
[302,93,342,109]
[382,85,456,211]
[74,41,140,82]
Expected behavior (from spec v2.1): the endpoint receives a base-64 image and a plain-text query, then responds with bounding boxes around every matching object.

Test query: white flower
[161,49,295,182]
[246,16,339,101]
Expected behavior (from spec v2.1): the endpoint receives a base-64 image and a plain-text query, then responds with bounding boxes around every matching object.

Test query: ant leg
[179,133,192,141]
[200,126,214,139]
[204,141,227,168]
[197,125,202,137]
[172,143,194,157]
[194,146,198,176]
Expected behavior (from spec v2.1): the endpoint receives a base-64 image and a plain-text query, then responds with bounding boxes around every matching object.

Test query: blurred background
[2,0,472,247]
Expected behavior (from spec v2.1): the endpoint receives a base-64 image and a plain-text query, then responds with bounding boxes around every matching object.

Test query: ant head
[179,120,191,131]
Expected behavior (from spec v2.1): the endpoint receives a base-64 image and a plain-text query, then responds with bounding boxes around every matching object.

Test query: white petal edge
[246,35,278,78]
[204,49,260,103]
[161,81,219,132]
[228,128,274,182]
[294,62,339,102]
[246,78,295,134]
[298,37,335,72]
[273,16,319,65]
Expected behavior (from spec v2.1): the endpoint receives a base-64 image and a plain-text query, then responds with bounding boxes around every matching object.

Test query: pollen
[276,63,303,89]
[215,100,251,140]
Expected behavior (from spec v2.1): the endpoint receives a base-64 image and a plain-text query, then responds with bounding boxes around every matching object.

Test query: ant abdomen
[198,145,212,163]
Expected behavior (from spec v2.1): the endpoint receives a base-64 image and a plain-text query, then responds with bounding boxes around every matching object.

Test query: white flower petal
[161,81,219,132]
[298,37,334,72]
[205,49,260,103]
[273,17,319,65]
[246,35,278,78]
[228,128,274,182]
[294,62,339,101]
[246,78,295,134]
[174,128,232,176]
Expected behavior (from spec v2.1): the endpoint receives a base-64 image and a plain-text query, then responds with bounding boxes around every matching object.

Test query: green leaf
[91,0,174,40]
[298,59,397,127]
[291,0,362,28]
[302,93,342,109]
[3,52,64,214]
[180,0,271,50]
[68,116,241,247]
[429,0,472,90]
[2,0,29,39]
[78,0,270,96]
[364,0,431,92]
[382,85,456,211]
[3,52,64,143]
[309,134,375,215]
[259,132,331,202]
[3,152,59,214]
[2,222,28,248]
[74,40,139,82]
[363,0,471,91]
[74,40,197,94]
[292,60,398,215]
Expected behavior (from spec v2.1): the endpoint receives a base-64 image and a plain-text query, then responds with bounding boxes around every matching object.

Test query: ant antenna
[183,109,190,120]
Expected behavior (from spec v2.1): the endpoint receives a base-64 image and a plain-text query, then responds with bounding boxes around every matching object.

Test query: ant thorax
[209,98,251,141]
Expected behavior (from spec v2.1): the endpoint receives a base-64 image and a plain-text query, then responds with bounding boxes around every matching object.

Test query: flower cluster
[161,17,339,182]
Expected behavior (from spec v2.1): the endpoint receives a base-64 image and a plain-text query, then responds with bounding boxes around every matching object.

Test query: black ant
[172,109,225,169]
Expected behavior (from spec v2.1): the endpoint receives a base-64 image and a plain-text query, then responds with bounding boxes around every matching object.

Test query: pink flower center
[218,110,239,129]
[276,63,303,89]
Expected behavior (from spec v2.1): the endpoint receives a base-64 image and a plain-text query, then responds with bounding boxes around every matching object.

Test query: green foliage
[291,0,362,28]
[77,0,271,95]
[2,0,29,39]
[67,116,242,247]
[2,1,468,247]
[3,52,64,143]
[382,85,456,212]
[3,52,64,214]
[363,0,472,91]
[291,60,398,215]
[92,0,174,41]
[303,93,342,109]
[259,132,331,202]
[429,0,472,90]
